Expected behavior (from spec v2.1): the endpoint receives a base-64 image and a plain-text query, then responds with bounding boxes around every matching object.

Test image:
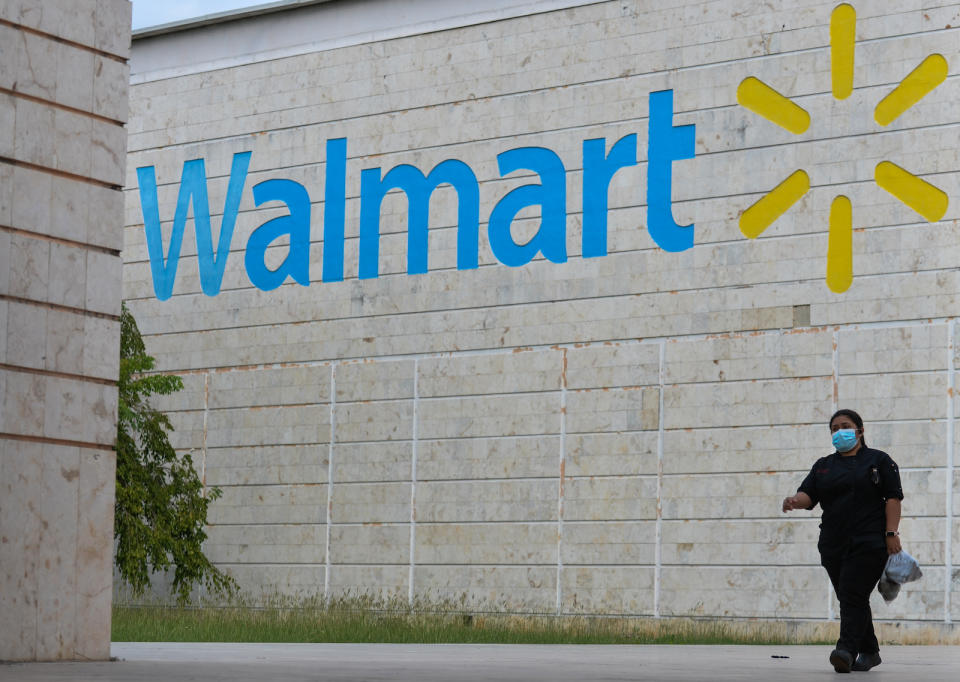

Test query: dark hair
[829,408,867,447]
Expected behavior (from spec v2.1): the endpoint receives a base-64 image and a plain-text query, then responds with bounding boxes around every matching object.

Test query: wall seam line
[324,363,336,602]
[556,347,567,616]
[654,340,664,618]
[409,359,419,607]
[828,329,839,621]
[946,319,954,624]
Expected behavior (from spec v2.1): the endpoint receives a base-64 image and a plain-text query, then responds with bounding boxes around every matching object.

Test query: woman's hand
[782,492,812,513]
[886,534,902,555]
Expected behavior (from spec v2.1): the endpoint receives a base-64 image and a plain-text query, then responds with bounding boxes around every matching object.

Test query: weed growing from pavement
[112,593,831,645]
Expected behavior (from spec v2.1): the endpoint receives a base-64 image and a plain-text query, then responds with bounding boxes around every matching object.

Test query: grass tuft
[112,593,830,645]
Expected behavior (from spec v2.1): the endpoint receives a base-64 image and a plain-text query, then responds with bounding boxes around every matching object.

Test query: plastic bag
[885,550,923,584]
[877,550,922,603]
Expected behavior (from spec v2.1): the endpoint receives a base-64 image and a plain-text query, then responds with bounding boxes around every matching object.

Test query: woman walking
[782,408,903,673]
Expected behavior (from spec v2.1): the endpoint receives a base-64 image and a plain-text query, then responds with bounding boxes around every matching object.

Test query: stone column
[0,0,131,661]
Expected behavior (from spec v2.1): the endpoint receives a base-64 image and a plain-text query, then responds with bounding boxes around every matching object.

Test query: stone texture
[116,0,960,631]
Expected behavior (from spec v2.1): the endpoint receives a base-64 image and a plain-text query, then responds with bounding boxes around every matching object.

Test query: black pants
[821,547,889,656]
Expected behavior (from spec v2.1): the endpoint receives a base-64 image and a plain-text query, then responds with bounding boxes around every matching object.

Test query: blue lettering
[359,159,479,279]
[582,134,637,258]
[136,151,251,300]
[245,179,311,291]
[647,90,695,252]
[488,147,567,267]
[322,138,347,283]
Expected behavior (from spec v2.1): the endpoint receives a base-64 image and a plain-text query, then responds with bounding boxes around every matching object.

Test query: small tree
[115,303,236,603]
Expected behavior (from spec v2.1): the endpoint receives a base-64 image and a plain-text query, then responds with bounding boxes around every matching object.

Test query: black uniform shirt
[797,447,903,556]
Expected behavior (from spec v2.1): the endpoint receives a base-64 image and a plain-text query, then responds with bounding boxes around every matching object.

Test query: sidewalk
[2,643,959,681]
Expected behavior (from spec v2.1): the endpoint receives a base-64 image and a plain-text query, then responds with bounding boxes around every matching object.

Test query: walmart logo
[737,3,949,293]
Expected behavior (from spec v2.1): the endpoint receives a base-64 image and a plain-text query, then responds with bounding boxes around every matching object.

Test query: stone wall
[0,0,130,661]
[124,0,960,628]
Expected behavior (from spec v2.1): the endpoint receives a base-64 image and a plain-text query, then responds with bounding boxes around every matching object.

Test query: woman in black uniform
[781,408,903,674]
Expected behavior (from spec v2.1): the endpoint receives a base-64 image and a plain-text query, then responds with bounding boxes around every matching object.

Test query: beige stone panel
[53,108,93,179]
[336,359,414,402]
[330,524,409,565]
[560,521,655,565]
[662,424,826,475]
[564,343,660,391]
[0,227,9,296]
[84,250,121,316]
[416,436,559,481]
[95,0,132,60]
[73,447,115,661]
[891,517,946,567]
[418,349,560,398]
[663,377,834,430]
[0,439,43,661]
[417,479,557,523]
[208,483,327,525]
[860,420,948,470]
[81,316,120,382]
[413,565,555,612]
[838,373,948,422]
[164,409,205,451]
[220,564,325,601]
[0,299,7,362]
[561,566,654,615]
[327,565,408,602]
[0,92,14,159]
[93,54,130,122]
[565,387,659,434]
[13,98,54,169]
[839,325,949,375]
[415,523,556,565]
[86,185,125,252]
[47,242,88,308]
[205,524,325,564]
[660,566,827,619]
[0,370,45,437]
[207,365,331,409]
[45,306,85,375]
[6,300,47,370]
[6,231,49,303]
[206,404,330,448]
[330,481,410,524]
[125,3,958,152]
[10,30,57,101]
[899,469,947,517]
[81,381,118,446]
[566,431,657,478]
[149,373,206,414]
[35,445,79,660]
[660,472,800,520]
[335,400,413,443]
[1,0,100,49]
[41,377,84,442]
[418,393,560,440]
[205,445,328,487]
[563,476,657,521]
[665,329,834,385]
[661,518,820,566]
[332,441,411,483]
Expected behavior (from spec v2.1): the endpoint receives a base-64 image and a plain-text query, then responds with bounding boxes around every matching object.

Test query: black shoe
[852,652,881,671]
[829,649,854,673]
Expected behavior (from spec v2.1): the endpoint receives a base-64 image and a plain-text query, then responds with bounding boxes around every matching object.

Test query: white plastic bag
[885,550,923,584]
[877,550,922,603]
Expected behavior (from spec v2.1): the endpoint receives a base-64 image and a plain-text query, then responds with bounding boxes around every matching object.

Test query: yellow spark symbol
[736,3,949,293]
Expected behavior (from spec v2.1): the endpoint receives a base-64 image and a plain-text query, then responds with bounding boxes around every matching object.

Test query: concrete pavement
[2,643,959,681]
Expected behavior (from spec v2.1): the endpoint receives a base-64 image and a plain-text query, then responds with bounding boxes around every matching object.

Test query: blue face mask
[832,429,858,452]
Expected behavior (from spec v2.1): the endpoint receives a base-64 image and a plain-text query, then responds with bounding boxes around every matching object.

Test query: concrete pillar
[0,0,131,661]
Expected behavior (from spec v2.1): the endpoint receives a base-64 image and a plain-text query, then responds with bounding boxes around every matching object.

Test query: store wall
[124,0,960,627]
[0,0,130,661]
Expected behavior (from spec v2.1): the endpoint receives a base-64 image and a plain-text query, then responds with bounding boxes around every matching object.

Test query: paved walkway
[2,643,959,681]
